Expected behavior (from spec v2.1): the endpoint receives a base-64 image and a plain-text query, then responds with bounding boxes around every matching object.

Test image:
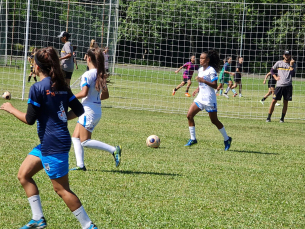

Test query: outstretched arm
[0,103,28,124]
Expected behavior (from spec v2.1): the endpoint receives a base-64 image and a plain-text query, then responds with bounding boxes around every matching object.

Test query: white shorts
[78,106,101,132]
[194,99,217,113]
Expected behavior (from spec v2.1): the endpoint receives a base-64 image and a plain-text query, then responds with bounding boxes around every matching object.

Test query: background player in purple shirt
[1,47,98,229]
[172,55,199,97]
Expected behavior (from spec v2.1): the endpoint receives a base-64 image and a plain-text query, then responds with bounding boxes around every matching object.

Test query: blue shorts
[29,145,69,179]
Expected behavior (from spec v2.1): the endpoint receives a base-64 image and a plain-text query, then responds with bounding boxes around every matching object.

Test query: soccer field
[1,95,305,228]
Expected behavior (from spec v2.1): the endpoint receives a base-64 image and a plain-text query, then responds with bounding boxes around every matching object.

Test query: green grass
[1,98,305,228]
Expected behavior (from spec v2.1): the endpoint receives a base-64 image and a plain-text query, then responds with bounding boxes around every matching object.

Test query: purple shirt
[183,62,199,79]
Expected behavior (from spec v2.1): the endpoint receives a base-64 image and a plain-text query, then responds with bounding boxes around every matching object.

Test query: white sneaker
[239,94,242,97]
[260,100,264,105]
[276,103,280,106]
[223,94,229,99]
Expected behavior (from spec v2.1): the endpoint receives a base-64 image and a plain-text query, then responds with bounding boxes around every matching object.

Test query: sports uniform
[222,62,232,84]
[27,76,82,178]
[234,62,242,83]
[182,62,199,82]
[194,66,218,112]
[78,69,102,132]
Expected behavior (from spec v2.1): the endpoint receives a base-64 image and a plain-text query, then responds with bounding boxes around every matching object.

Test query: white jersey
[194,66,218,106]
[80,68,101,114]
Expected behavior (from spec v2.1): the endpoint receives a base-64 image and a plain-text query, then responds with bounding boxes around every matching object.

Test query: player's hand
[275,76,280,81]
[290,59,295,66]
[175,70,178,74]
[263,80,266,84]
[195,76,203,83]
[192,90,198,97]
[0,102,14,113]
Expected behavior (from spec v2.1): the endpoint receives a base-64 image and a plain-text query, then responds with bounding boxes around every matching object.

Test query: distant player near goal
[266,50,295,123]
[27,48,38,83]
[172,55,199,97]
[231,56,243,97]
[185,50,232,151]
[260,69,280,106]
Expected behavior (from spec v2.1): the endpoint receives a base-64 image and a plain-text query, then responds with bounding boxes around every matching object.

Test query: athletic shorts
[194,99,217,113]
[63,70,73,79]
[29,145,69,179]
[268,80,276,88]
[183,78,191,83]
[220,77,231,84]
[234,73,241,83]
[78,106,102,132]
[273,85,293,101]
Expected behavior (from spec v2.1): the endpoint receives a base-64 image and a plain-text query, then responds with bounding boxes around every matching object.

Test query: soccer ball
[2,91,11,100]
[146,135,160,148]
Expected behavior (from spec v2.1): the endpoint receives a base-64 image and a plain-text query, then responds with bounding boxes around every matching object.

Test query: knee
[17,171,27,185]
[186,113,194,120]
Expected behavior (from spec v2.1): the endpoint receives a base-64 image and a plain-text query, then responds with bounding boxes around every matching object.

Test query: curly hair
[202,50,220,72]
[35,47,68,91]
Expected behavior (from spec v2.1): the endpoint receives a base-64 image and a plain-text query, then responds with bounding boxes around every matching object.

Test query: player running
[184,50,232,151]
[172,55,199,97]
[70,48,121,171]
[0,47,98,229]
[260,70,280,106]
[231,56,243,97]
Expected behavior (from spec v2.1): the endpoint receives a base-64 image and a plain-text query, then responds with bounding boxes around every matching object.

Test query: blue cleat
[20,217,47,229]
[114,145,122,167]
[184,139,197,146]
[70,166,87,171]
[87,223,98,229]
[224,137,232,151]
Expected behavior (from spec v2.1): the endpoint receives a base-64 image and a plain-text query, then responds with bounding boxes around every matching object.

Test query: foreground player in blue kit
[0,47,98,229]
[185,50,232,151]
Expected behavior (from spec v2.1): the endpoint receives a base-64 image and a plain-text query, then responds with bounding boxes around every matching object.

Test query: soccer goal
[0,0,119,99]
[105,0,305,121]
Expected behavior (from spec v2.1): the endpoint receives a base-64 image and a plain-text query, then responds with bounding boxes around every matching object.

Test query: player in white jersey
[71,48,121,171]
[185,50,232,151]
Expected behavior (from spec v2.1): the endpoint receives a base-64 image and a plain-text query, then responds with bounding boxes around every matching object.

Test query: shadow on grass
[87,169,182,176]
[231,149,279,155]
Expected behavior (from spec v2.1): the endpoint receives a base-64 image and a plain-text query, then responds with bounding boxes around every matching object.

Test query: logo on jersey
[57,101,67,122]
[44,163,50,171]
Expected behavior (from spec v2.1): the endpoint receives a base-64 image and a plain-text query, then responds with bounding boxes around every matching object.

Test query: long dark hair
[203,50,220,72]
[35,47,68,91]
[87,48,109,91]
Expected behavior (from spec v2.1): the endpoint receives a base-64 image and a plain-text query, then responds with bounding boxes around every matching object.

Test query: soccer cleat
[70,166,87,171]
[172,89,176,96]
[279,119,284,123]
[184,139,197,146]
[233,93,238,97]
[223,94,229,99]
[185,92,191,97]
[276,103,280,106]
[266,118,271,122]
[114,145,122,167]
[224,137,232,151]
[87,223,98,229]
[260,100,264,105]
[20,217,47,229]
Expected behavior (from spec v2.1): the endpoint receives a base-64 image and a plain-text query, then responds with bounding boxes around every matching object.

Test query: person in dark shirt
[231,57,243,97]
[1,47,98,229]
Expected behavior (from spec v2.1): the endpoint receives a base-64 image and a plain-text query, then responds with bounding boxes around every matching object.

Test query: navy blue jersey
[28,77,76,155]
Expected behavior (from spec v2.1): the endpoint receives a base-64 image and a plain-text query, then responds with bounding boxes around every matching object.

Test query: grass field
[1,61,305,121]
[1,96,305,228]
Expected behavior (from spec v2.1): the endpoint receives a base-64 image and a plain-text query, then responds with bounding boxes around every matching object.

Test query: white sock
[72,137,85,168]
[189,126,196,140]
[72,206,92,229]
[81,139,116,154]
[28,195,44,221]
[225,87,230,94]
[232,89,237,94]
[219,127,229,141]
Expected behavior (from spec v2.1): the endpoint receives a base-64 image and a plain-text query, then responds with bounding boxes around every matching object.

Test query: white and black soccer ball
[146,135,160,148]
[2,91,11,100]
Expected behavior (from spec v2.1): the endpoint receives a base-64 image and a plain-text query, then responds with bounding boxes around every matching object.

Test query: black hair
[226,56,232,61]
[202,50,220,72]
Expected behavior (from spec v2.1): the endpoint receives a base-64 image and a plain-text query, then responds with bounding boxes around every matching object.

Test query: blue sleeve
[27,85,43,108]
[224,63,229,71]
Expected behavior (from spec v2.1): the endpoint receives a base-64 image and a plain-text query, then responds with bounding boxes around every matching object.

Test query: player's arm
[289,59,295,71]
[263,72,270,84]
[223,64,234,75]
[0,102,29,124]
[192,87,199,97]
[270,68,279,81]
[59,53,72,61]
[75,85,89,99]
[175,65,184,73]
[67,94,85,120]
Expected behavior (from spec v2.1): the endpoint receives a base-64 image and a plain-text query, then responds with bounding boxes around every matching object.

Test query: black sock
[34,77,37,82]
[281,113,286,121]
[267,114,272,120]
[174,88,178,91]
[28,76,31,82]
[185,90,188,93]
[262,97,266,101]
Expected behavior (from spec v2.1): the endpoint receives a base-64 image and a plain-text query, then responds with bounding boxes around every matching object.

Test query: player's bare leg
[185,79,192,97]
[172,81,186,95]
